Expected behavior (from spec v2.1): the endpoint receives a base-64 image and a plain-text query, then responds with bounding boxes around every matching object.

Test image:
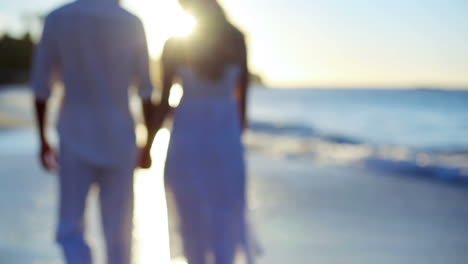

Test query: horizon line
[259,84,468,91]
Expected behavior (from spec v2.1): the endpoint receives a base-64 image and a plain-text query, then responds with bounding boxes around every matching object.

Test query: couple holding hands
[32,0,254,264]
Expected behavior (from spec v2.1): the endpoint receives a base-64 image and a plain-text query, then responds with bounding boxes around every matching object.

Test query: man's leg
[56,147,96,264]
[97,164,135,264]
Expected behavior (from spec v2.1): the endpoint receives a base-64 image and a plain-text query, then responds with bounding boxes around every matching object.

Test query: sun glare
[133,128,189,264]
[169,83,184,107]
[124,0,196,57]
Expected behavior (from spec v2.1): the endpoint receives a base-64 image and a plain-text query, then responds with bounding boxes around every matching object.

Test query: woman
[146,0,252,263]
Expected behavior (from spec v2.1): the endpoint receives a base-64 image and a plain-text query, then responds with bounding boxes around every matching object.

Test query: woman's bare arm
[236,37,249,131]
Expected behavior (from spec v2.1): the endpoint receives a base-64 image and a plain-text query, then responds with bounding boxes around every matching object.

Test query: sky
[1,0,468,88]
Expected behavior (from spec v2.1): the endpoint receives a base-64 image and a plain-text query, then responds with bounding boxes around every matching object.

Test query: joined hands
[138,102,172,169]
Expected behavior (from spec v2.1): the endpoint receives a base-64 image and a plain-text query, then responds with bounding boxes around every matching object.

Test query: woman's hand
[138,145,152,169]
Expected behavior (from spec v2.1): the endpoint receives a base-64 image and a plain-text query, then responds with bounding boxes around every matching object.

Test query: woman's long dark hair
[166,1,247,81]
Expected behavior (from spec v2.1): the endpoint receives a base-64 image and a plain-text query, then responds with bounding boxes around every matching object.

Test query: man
[31,0,155,263]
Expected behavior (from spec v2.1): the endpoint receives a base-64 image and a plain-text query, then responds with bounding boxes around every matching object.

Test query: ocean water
[246,87,468,181]
[1,85,468,181]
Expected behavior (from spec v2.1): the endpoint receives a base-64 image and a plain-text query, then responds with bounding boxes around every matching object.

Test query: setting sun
[123,0,196,57]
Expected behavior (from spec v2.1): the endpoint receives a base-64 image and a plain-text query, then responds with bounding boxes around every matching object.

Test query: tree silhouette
[0,33,35,84]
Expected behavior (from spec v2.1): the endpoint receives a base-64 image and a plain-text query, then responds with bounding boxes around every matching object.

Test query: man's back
[32,0,153,166]
[31,2,154,264]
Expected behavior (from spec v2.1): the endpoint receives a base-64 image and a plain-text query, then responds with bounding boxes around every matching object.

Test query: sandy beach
[1,87,468,264]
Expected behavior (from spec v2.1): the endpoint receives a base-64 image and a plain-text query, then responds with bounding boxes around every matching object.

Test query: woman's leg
[177,193,209,264]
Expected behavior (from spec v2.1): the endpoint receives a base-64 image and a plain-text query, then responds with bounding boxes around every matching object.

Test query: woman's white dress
[164,65,253,263]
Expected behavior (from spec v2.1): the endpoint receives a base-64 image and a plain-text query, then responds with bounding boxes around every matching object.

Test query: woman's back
[168,63,244,156]
[177,64,242,98]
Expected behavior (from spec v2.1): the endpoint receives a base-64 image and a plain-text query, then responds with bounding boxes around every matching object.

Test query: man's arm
[140,38,176,167]
[142,39,175,154]
[134,19,154,101]
[134,18,156,142]
[134,19,159,168]
[34,100,48,147]
[34,100,58,170]
[31,15,59,170]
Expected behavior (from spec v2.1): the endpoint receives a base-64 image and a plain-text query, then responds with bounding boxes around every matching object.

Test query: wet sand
[248,156,468,264]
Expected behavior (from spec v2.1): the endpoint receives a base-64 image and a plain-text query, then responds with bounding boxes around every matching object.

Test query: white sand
[247,155,468,264]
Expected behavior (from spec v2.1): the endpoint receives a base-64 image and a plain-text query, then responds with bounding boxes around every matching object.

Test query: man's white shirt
[32,0,154,166]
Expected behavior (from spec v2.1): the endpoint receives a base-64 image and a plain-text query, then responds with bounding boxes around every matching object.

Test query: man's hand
[35,99,58,171]
[138,146,152,169]
[40,142,59,171]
